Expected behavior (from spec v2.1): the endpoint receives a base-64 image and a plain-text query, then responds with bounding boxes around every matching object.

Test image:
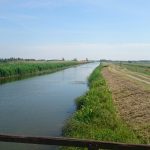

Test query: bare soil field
[102,65,150,144]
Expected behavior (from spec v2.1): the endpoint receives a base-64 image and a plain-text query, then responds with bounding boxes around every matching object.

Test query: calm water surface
[0,63,99,150]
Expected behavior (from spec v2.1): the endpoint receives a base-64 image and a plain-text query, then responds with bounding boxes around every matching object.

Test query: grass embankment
[62,65,139,150]
[120,63,150,76]
[0,61,82,80]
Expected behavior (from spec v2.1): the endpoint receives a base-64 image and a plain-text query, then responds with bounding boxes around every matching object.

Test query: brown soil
[102,66,150,143]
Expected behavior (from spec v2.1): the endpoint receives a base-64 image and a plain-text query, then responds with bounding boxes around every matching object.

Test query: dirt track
[102,66,150,143]
[109,65,150,85]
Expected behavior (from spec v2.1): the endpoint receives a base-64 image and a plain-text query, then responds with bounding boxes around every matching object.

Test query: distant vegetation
[101,60,150,75]
[101,59,150,64]
[119,63,150,75]
[0,58,36,62]
[62,65,140,150]
[0,60,86,79]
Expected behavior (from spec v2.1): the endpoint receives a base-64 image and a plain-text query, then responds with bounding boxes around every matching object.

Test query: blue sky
[0,0,150,60]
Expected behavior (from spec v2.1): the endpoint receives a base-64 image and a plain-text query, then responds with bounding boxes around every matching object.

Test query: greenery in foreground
[62,65,140,150]
[0,60,82,79]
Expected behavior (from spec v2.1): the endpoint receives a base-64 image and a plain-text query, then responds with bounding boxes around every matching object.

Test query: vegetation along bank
[0,60,86,82]
[62,64,141,150]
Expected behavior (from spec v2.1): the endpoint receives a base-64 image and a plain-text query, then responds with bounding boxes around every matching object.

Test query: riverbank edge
[0,62,86,84]
[61,65,140,150]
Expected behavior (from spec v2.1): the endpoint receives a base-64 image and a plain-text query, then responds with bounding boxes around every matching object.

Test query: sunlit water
[0,63,99,150]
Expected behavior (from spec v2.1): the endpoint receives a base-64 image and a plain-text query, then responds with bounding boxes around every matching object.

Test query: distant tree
[101,59,107,62]
[119,61,122,66]
[73,58,77,61]
[62,58,65,61]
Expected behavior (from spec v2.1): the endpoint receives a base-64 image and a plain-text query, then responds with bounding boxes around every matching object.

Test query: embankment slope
[102,65,150,144]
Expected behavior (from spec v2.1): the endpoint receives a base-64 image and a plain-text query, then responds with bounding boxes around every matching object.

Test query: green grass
[0,61,82,79]
[62,65,140,150]
[115,62,150,76]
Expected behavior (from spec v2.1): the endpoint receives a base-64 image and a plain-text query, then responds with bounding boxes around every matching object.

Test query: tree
[73,58,77,61]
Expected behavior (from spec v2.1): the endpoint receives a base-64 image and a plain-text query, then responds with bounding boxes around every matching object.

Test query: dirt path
[102,66,150,143]
[109,65,150,85]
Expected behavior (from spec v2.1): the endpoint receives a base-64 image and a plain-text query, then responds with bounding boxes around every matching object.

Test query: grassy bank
[120,63,150,76]
[0,61,83,80]
[101,60,150,75]
[62,65,140,150]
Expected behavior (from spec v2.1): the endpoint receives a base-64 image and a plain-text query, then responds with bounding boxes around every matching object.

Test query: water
[0,63,99,150]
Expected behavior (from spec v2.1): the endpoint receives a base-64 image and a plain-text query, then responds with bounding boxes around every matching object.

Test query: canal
[0,62,99,150]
